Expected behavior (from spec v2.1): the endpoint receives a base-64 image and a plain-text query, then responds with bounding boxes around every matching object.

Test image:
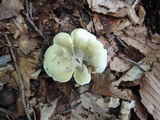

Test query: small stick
[22,11,46,40]
[23,0,46,40]
[114,35,129,49]
[5,34,32,120]
[23,0,49,69]
[0,107,14,119]
[119,56,147,72]
[59,102,81,115]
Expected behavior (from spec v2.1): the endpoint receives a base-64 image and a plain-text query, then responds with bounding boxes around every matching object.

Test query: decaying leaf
[0,0,23,20]
[112,19,130,33]
[151,33,160,44]
[109,97,120,108]
[114,25,160,55]
[40,99,58,120]
[119,101,135,120]
[112,50,160,86]
[139,62,160,120]
[71,88,117,120]
[0,64,13,77]
[12,51,39,98]
[127,5,139,25]
[87,0,126,14]
[133,95,148,120]
[93,13,105,36]
[19,34,38,55]
[91,73,133,100]
[138,6,146,25]
[110,57,131,72]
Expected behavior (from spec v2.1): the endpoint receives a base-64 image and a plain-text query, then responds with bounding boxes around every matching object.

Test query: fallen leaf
[12,51,39,98]
[110,57,131,72]
[0,0,23,20]
[109,97,120,108]
[127,5,139,25]
[112,50,160,88]
[91,73,133,100]
[119,101,134,120]
[0,64,14,77]
[87,0,126,14]
[139,62,160,120]
[71,91,116,120]
[151,33,160,44]
[133,95,148,120]
[114,26,152,55]
[40,99,58,120]
[138,6,146,25]
[93,13,105,36]
[19,34,38,55]
[112,19,130,33]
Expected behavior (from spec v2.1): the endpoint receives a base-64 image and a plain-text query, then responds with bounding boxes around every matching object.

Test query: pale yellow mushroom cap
[43,28,107,85]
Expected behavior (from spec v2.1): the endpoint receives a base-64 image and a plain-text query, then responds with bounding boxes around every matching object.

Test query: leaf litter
[0,0,160,120]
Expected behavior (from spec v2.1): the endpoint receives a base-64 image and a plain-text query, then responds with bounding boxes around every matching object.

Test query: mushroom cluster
[43,28,107,85]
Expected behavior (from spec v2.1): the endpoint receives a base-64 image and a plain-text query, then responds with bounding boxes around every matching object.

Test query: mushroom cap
[71,28,107,73]
[43,28,107,85]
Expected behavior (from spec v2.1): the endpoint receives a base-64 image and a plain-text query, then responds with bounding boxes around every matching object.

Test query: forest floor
[0,0,160,120]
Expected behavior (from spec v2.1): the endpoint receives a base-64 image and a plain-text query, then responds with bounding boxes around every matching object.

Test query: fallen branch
[5,34,32,120]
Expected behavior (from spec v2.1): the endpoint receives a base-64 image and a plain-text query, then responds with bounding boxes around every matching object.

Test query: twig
[23,0,49,69]
[22,11,46,40]
[34,0,52,13]
[0,107,14,119]
[5,34,32,120]
[0,40,18,50]
[59,102,81,115]
[23,0,46,40]
[119,56,147,72]
[114,35,129,48]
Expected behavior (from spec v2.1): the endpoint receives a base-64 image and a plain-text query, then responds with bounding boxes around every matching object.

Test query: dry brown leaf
[138,6,146,25]
[127,5,139,25]
[139,62,160,120]
[91,73,133,100]
[11,15,28,39]
[99,15,121,33]
[119,101,134,120]
[87,0,126,14]
[120,46,145,62]
[15,97,24,117]
[114,26,153,55]
[112,19,130,33]
[98,36,111,49]
[71,90,116,120]
[12,51,39,98]
[40,99,58,120]
[0,0,23,20]
[110,57,131,72]
[151,33,160,44]
[19,34,38,55]
[109,97,120,108]
[107,7,127,17]
[93,13,105,36]
[133,95,148,120]
[0,64,13,77]
[53,82,73,115]
[111,50,160,86]
[126,5,146,25]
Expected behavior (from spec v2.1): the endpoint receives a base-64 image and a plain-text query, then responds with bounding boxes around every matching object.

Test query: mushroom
[44,28,107,85]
